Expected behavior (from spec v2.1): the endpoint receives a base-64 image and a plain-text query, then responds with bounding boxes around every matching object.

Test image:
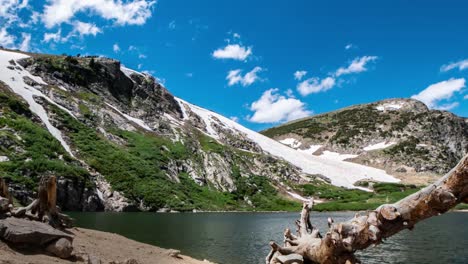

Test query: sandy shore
[0,227,213,264]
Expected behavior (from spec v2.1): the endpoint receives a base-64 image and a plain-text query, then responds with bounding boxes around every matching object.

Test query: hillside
[0,48,404,212]
[262,99,468,185]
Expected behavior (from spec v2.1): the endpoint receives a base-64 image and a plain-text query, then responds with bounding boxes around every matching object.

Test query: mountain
[262,99,468,185]
[0,48,406,212]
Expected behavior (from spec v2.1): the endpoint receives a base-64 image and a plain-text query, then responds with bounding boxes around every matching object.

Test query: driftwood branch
[267,155,468,264]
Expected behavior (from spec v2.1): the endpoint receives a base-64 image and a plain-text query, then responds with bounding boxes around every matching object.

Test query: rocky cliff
[262,99,468,185]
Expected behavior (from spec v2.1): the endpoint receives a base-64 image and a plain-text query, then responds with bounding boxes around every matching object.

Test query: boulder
[0,217,74,258]
[45,237,73,259]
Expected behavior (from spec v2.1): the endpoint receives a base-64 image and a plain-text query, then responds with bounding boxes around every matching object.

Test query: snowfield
[279,138,302,148]
[0,50,75,156]
[175,98,400,188]
[363,141,397,151]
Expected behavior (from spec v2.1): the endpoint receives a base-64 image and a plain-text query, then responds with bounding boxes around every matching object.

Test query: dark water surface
[68,211,468,264]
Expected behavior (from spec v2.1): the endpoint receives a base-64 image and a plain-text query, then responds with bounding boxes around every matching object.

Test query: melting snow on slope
[298,145,322,155]
[120,65,144,80]
[279,138,302,148]
[376,102,404,111]
[174,97,400,188]
[0,49,75,156]
[363,141,397,151]
[105,103,153,131]
[286,191,310,202]
[319,151,358,161]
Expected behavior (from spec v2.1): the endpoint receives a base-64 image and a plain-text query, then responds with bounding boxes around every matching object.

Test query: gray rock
[87,254,102,264]
[45,237,73,259]
[0,217,73,246]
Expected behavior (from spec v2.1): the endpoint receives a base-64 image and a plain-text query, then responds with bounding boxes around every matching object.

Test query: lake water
[68,211,468,264]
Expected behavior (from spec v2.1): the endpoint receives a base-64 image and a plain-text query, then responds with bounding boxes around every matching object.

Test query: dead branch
[12,175,72,228]
[267,155,468,264]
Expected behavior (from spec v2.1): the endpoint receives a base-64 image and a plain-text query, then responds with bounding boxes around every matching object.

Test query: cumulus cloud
[113,43,120,52]
[411,78,465,110]
[0,27,16,48]
[294,70,307,80]
[297,77,336,96]
[72,21,101,36]
[335,56,378,76]
[0,0,30,25]
[227,67,263,86]
[212,44,252,61]
[440,59,468,72]
[19,32,31,51]
[249,88,312,123]
[43,29,63,43]
[42,0,156,28]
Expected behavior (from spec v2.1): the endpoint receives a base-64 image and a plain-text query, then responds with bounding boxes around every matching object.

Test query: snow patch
[319,151,358,161]
[0,49,75,157]
[105,103,153,131]
[279,138,302,148]
[363,141,397,151]
[174,97,400,188]
[286,191,310,202]
[376,102,404,111]
[120,65,144,80]
[298,145,322,155]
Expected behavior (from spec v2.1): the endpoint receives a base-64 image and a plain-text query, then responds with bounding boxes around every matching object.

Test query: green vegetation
[50,103,300,212]
[299,181,420,211]
[0,86,91,190]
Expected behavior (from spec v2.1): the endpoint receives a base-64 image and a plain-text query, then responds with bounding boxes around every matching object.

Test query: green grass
[299,181,421,211]
[0,87,92,190]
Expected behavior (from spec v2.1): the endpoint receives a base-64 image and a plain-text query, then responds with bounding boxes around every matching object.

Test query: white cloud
[0,27,15,48]
[43,29,63,43]
[441,59,468,72]
[345,43,354,50]
[137,63,142,69]
[230,116,239,122]
[464,94,468,100]
[297,77,335,96]
[138,53,147,59]
[335,56,378,76]
[294,70,307,80]
[72,21,101,36]
[0,0,29,25]
[232,33,240,39]
[226,67,263,86]
[436,102,459,111]
[128,45,137,51]
[42,0,156,28]
[168,20,176,30]
[113,43,120,52]
[19,32,31,51]
[411,78,465,109]
[249,88,312,123]
[212,44,252,61]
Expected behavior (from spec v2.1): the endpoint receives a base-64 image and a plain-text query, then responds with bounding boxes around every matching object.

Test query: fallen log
[267,154,468,264]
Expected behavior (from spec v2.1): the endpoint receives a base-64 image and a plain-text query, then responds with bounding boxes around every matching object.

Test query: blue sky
[2,0,468,131]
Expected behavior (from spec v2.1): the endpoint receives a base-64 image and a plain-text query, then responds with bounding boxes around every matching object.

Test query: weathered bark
[12,175,73,228]
[0,177,12,204]
[267,155,468,264]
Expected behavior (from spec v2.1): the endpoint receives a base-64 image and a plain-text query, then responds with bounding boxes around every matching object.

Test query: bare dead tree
[0,177,12,204]
[267,155,468,264]
[12,175,73,228]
